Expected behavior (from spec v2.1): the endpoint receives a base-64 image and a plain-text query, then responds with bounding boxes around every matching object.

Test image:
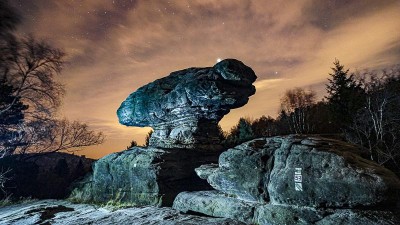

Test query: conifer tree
[237,118,254,143]
[0,78,28,157]
[325,59,363,127]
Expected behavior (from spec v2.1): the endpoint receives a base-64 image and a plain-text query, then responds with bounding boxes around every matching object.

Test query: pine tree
[226,117,254,146]
[238,118,254,143]
[126,140,138,149]
[0,78,28,157]
[325,59,363,127]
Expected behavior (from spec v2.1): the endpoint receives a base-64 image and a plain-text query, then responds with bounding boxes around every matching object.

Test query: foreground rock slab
[198,136,400,208]
[173,191,260,224]
[0,199,245,225]
[117,59,257,149]
[173,191,400,225]
[70,147,218,207]
[174,136,400,224]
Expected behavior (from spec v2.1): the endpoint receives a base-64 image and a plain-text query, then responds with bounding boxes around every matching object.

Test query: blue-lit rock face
[117,59,257,149]
[174,136,400,224]
[69,147,217,207]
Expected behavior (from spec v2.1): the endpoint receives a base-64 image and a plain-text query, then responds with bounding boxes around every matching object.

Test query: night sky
[11,0,400,158]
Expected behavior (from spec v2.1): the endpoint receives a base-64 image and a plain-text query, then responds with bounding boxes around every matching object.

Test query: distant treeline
[127,61,400,176]
[223,60,400,176]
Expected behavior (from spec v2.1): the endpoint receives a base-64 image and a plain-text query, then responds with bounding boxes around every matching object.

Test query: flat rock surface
[172,191,400,225]
[0,199,245,225]
[173,191,260,224]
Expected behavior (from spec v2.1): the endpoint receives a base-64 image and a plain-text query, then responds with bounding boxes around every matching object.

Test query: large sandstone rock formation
[117,59,257,149]
[70,59,257,207]
[173,136,400,224]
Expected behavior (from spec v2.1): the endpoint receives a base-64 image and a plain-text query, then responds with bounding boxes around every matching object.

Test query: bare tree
[347,67,400,170]
[252,115,277,137]
[0,17,104,157]
[16,119,104,155]
[0,36,65,119]
[280,87,316,134]
[0,168,11,196]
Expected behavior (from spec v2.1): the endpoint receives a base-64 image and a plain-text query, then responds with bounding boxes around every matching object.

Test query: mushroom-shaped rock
[117,59,257,149]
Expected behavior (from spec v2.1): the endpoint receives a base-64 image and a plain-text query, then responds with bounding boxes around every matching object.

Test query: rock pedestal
[149,119,224,150]
[117,59,257,149]
[173,136,400,224]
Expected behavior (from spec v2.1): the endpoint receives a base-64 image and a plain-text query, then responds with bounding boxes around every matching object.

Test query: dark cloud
[305,0,398,30]
[113,0,138,11]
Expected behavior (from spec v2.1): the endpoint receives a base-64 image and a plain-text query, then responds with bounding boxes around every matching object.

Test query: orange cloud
[12,0,400,158]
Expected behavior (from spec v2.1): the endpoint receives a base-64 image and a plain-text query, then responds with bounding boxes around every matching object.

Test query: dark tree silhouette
[0,36,65,118]
[280,87,316,134]
[0,1,104,157]
[18,119,104,155]
[0,78,28,157]
[346,66,400,174]
[126,140,138,149]
[144,130,153,147]
[308,101,340,134]
[0,38,104,156]
[251,115,277,138]
[325,59,364,127]
[225,117,254,147]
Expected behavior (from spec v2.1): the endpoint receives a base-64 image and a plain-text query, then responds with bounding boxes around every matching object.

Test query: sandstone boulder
[174,136,400,224]
[117,59,257,149]
[196,136,400,208]
[195,139,274,202]
[70,147,218,206]
[173,191,260,224]
[268,136,400,208]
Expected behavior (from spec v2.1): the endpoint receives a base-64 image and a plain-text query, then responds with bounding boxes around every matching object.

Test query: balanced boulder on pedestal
[70,59,257,207]
[117,59,256,149]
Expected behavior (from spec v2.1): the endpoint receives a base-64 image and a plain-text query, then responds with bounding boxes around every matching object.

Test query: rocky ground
[0,199,244,225]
